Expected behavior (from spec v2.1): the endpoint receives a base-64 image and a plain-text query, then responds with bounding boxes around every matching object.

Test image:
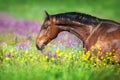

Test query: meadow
[0,0,120,80]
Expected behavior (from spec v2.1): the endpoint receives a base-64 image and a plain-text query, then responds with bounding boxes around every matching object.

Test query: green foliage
[0,44,120,80]
[0,32,16,45]
[0,0,120,21]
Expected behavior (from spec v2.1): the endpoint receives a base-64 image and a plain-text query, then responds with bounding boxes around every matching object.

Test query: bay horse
[36,11,120,62]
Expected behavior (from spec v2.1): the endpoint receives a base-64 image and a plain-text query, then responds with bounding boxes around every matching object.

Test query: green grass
[0,0,120,21]
[0,44,120,80]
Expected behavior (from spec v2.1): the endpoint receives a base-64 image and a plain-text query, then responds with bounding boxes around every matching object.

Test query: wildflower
[109,52,113,56]
[90,57,94,61]
[51,57,55,61]
[10,48,14,53]
[69,55,73,59]
[86,51,91,59]
[7,53,11,58]
[55,48,60,53]
[58,52,63,57]
[25,50,28,54]
[5,57,10,61]
[81,54,85,60]
[96,57,100,63]
[46,56,48,59]
[103,63,106,66]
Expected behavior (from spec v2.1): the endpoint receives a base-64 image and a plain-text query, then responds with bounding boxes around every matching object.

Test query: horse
[36,11,120,62]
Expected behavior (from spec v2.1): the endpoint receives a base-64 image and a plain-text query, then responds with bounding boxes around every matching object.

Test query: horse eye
[43,25,48,29]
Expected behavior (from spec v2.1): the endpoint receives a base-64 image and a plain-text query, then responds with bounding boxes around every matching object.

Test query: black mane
[51,12,101,25]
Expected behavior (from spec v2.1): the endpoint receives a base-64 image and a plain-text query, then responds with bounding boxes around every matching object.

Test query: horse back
[89,21,120,62]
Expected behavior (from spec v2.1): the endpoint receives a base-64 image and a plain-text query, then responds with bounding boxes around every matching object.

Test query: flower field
[0,0,120,80]
[0,12,120,80]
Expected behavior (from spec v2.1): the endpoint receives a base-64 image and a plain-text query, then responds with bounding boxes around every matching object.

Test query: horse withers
[36,11,120,63]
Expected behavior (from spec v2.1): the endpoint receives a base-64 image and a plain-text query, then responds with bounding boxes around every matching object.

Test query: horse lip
[36,44,45,51]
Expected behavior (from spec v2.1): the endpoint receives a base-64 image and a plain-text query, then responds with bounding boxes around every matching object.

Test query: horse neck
[58,21,94,43]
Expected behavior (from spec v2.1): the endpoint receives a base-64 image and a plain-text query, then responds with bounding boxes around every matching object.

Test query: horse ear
[45,11,50,20]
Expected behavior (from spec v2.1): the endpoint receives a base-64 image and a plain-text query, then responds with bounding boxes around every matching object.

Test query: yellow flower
[64,54,68,58]
[81,54,87,60]
[69,55,73,59]
[25,50,28,55]
[46,56,48,59]
[10,48,14,53]
[103,63,106,66]
[109,52,113,56]
[55,48,60,53]
[58,52,63,57]
[51,57,55,61]
[5,57,10,61]
[90,57,94,61]
[96,57,100,62]
[86,51,91,59]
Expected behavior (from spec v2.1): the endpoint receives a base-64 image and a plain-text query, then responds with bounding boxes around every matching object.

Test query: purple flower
[0,12,41,36]
[7,53,12,58]
[46,52,52,57]
[53,54,58,59]
[16,41,31,49]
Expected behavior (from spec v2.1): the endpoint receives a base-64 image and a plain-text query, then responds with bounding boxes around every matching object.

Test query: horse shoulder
[89,25,120,52]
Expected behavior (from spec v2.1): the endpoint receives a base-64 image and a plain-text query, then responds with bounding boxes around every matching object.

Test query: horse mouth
[36,44,45,51]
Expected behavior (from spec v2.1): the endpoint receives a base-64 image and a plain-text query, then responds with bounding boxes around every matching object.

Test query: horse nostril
[36,44,45,51]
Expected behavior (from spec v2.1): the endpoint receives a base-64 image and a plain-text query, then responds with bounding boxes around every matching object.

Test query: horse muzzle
[36,43,45,51]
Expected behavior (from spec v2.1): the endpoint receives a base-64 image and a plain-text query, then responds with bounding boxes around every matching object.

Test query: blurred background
[0,0,120,47]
